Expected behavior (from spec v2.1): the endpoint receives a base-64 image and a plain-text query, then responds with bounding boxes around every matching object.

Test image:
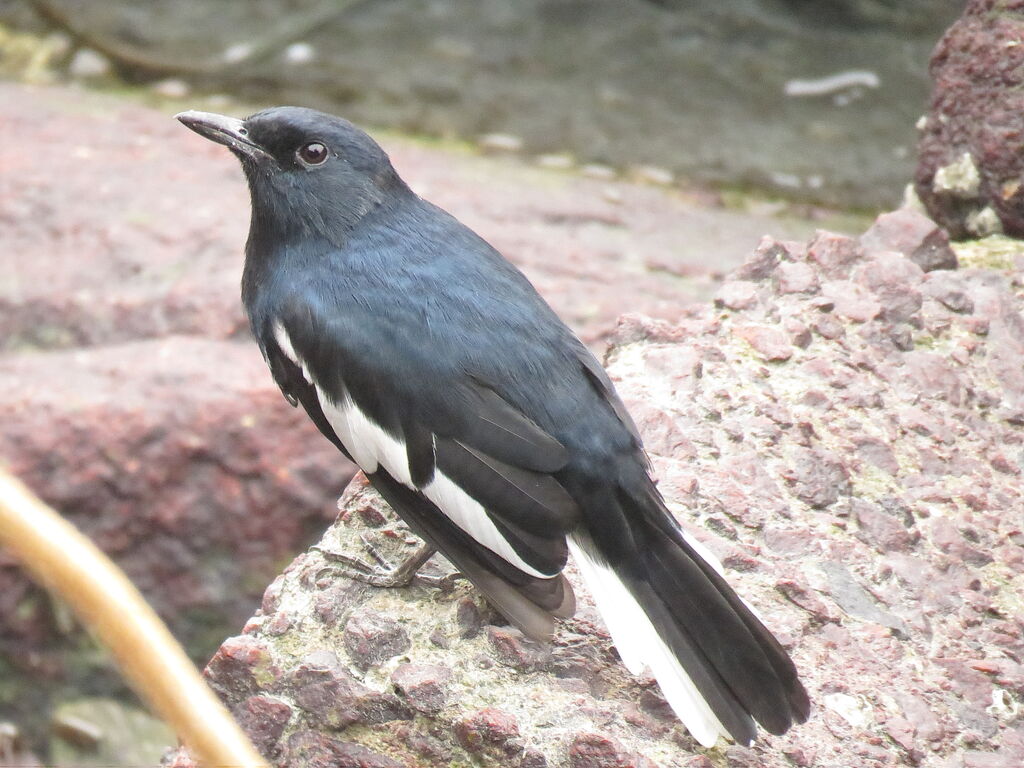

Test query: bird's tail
[568,487,809,747]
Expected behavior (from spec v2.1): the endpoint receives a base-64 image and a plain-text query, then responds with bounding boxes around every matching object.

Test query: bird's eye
[297,141,329,166]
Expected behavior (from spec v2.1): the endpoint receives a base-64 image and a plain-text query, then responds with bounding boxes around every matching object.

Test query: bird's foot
[313,537,462,590]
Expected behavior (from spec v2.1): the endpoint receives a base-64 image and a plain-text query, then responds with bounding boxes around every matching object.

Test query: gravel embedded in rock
[343,610,411,669]
[391,663,452,714]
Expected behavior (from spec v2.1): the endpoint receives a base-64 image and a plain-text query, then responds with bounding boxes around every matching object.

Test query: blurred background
[1,0,965,207]
[0,0,967,764]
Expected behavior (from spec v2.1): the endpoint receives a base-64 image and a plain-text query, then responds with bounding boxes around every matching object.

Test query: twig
[0,468,269,768]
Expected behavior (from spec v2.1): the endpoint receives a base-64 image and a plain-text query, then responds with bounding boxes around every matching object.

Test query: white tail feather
[568,534,733,747]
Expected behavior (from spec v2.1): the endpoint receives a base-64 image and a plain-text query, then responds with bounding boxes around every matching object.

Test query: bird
[176,106,810,747]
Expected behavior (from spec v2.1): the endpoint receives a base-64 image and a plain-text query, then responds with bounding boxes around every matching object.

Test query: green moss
[953,235,1024,271]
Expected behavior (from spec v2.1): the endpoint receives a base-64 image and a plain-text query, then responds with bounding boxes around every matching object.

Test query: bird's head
[176,106,408,245]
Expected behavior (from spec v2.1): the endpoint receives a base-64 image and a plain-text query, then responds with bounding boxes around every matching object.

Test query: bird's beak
[175,110,269,161]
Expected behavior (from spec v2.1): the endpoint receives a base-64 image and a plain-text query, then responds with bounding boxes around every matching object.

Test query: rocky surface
[915,0,1024,239]
[0,338,346,653]
[165,214,1024,767]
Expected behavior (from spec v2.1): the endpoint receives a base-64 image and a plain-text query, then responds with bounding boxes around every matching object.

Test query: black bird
[176,106,810,746]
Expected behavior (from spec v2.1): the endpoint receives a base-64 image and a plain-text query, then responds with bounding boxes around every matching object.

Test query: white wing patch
[420,469,552,578]
[273,321,552,580]
[273,320,312,384]
[568,534,734,748]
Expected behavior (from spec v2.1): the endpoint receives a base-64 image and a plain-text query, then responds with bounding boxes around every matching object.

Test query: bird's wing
[264,298,581,584]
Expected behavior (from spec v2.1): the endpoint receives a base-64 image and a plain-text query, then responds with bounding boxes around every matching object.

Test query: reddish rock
[733,237,784,281]
[724,746,760,767]
[962,752,1021,768]
[923,271,975,313]
[288,651,412,727]
[784,318,813,348]
[811,313,847,341]
[807,231,864,277]
[284,732,403,768]
[205,635,280,698]
[781,448,851,508]
[915,0,1024,238]
[0,338,348,665]
[343,610,411,669]
[487,626,553,671]
[733,325,793,362]
[775,579,837,624]
[928,517,992,566]
[567,733,636,768]
[455,708,520,753]
[821,281,882,323]
[391,663,452,714]
[860,209,958,272]
[456,597,485,638]
[714,280,760,311]
[774,261,820,295]
[855,251,925,323]
[520,747,549,768]
[852,501,917,552]
[232,695,292,758]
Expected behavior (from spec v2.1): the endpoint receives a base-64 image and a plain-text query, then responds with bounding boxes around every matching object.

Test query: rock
[923,271,975,313]
[284,732,403,768]
[807,231,864,277]
[733,325,794,362]
[67,48,110,79]
[343,610,411,669]
[567,733,635,768]
[915,0,1024,238]
[734,237,784,281]
[231,696,292,758]
[391,663,452,714]
[781,448,851,508]
[205,636,281,698]
[774,261,820,294]
[151,78,190,99]
[487,626,552,671]
[159,219,1024,766]
[860,209,958,272]
[714,281,759,311]
[0,337,348,690]
[851,500,916,552]
[455,708,520,754]
[287,651,411,727]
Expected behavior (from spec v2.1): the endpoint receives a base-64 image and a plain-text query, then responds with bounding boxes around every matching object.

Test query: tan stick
[0,468,269,768]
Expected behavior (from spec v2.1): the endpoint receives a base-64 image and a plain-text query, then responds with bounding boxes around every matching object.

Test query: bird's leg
[314,537,461,590]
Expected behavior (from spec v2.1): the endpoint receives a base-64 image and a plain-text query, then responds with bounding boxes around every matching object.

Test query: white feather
[568,534,733,748]
[681,530,725,577]
[272,322,551,579]
[272,320,312,384]
[421,469,552,579]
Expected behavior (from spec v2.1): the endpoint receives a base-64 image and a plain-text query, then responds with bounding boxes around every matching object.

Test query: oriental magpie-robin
[176,106,809,746]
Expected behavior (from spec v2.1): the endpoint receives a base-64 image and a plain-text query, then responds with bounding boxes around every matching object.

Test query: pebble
[478,133,523,153]
[68,48,111,79]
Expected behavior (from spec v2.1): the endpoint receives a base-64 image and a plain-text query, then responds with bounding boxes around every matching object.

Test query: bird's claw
[312,540,463,591]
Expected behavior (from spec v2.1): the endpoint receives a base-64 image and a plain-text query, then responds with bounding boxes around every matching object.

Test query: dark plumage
[176,106,810,746]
